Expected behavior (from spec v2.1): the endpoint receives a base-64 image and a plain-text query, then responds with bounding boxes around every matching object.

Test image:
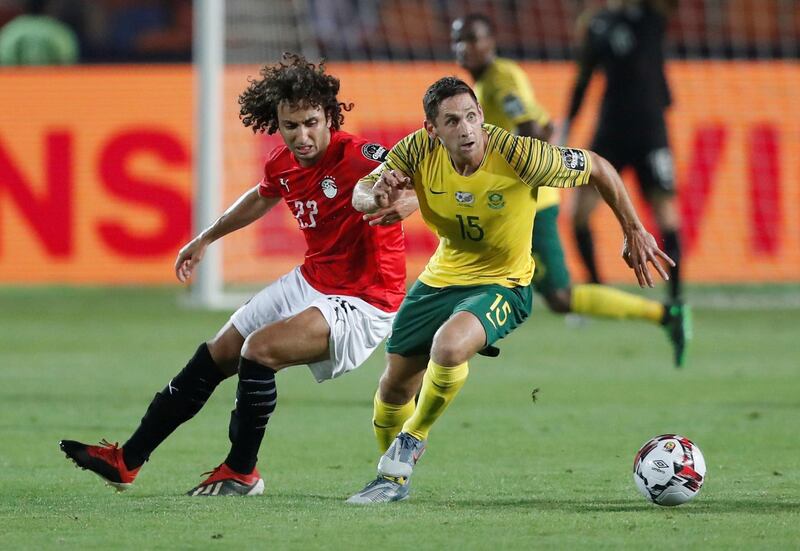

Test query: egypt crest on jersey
[320,176,338,199]
[255,130,406,313]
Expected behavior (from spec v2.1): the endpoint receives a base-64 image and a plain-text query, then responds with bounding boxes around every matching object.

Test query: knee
[240,334,281,368]
[543,288,572,314]
[430,335,471,367]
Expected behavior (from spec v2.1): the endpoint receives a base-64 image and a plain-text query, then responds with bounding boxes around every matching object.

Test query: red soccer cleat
[60,439,140,491]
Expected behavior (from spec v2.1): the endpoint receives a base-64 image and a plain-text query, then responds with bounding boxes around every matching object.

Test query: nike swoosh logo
[429,189,447,195]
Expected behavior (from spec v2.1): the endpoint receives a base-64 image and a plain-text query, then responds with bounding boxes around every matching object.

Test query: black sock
[662,229,682,301]
[122,343,226,470]
[574,225,602,283]
[225,357,277,474]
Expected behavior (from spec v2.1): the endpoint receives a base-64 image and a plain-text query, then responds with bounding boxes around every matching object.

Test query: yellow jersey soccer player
[346,76,673,504]
[452,13,690,367]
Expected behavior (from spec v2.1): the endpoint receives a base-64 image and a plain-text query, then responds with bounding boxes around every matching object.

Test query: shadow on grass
[272,493,800,515]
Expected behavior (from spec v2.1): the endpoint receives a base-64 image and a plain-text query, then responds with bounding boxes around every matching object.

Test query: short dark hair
[456,13,495,37]
[238,52,352,134]
[423,76,479,122]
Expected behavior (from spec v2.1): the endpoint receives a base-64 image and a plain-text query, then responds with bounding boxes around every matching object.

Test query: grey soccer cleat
[377,432,426,478]
[346,475,410,504]
[186,463,264,496]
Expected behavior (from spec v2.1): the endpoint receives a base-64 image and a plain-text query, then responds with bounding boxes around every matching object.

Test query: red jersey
[258,130,405,312]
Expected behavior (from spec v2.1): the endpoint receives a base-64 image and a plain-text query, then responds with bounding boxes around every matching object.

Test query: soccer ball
[633,434,706,506]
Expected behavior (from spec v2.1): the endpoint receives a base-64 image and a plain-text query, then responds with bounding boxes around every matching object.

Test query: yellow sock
[402,360,469,441]
[372,391,415,453]
[571,284,664,323]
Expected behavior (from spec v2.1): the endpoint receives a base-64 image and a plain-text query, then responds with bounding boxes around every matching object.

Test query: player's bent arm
[174,186,279,282]
[587,151,674,286]
[200,185,279,243]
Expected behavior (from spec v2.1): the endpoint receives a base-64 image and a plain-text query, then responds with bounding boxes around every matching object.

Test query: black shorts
[591,115,675,196]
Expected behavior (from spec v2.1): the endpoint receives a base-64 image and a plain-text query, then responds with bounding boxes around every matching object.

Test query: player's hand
[174,237,210,283]
[372,169,411,208]
[621,226,675,287]
[363,191,419,226]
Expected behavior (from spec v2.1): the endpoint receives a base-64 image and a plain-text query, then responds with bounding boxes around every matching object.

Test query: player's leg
[397,310,483,442]
[635,117,682,302]
[192,272,397,496]
[347,352,428,504]
[368,280,452,453]
[636,145,691,366]
[186,306,332,496]
[394,285,533,471]
[349,284,533,504]
[571,185,603,283]
[534,205,664,323]
[372,354,427,452]
[572,128,624,284]
[649,188,682,301]
[59,322,243,491]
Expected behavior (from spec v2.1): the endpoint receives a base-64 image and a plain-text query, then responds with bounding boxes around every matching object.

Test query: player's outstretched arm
[587,152,675,288]
[174,186,279,282]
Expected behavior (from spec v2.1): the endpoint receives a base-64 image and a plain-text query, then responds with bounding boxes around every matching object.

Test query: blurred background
[1,0,798,304]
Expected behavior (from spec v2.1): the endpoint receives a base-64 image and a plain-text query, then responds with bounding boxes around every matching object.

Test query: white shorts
[230,267,395,383]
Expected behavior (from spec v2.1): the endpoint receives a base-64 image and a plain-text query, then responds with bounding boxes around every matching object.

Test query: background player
[347,77,673,504]
[560,0,683,305]
[451,13,689,367]
[60,53,409,497]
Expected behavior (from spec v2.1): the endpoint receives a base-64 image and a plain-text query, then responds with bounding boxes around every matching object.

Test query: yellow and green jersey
[474,57,560,210]
[364,124,591,288]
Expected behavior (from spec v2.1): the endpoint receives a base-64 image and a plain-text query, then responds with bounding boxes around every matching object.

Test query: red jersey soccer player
[60,54,415,496]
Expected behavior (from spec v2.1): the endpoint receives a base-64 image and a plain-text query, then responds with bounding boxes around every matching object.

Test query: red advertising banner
[1,62,798,285]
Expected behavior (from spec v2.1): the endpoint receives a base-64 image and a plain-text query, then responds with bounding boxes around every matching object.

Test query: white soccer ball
[633,434,706,506]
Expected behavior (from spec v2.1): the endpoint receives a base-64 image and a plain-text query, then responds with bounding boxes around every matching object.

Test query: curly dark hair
[238,52,352,134]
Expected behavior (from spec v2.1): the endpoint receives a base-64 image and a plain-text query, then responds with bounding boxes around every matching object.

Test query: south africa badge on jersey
[320,176,337,198]
[487,192,505,210]
[560,148,586,171]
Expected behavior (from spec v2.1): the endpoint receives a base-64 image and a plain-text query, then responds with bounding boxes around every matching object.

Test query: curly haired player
[60,53,416,496]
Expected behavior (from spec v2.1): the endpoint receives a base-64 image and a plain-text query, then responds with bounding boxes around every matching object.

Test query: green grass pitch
[1,287,798,549]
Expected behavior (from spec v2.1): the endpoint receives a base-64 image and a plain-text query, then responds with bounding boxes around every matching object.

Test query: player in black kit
[560,0,682,304]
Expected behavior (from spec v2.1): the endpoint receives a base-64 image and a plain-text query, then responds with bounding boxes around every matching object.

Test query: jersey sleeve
[361,129,431,185]
[492,68,551,128]
[258,169,282,197]
[490,125,592,189]
[257,148,286,197]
